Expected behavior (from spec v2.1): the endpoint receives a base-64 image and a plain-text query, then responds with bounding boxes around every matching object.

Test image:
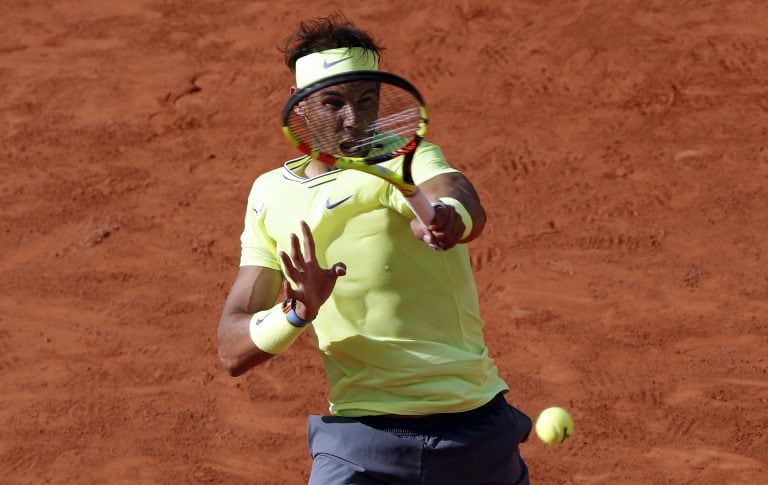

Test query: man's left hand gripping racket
[281,71,435,227]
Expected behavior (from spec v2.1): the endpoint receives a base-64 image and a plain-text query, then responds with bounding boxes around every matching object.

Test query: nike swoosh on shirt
[325,195,354,210]
[323,57,353,69]
[252,201,265,217]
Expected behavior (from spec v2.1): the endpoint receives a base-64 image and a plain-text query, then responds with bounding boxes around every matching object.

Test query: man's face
[297,80,380,157]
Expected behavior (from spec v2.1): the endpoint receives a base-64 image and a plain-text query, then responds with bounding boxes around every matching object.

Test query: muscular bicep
[222,265,283,316]
[218,265,283,376]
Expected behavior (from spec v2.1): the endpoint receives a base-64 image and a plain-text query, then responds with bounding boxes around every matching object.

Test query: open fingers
[282,223,317,280]
[300,221,317,263]
[289,232,307,272]
[279,250,301,282]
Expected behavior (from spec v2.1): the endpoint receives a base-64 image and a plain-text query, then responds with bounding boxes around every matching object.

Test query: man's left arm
[412,171,487,250]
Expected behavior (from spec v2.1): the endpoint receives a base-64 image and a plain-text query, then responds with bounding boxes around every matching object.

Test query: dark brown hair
[281,12,383,72]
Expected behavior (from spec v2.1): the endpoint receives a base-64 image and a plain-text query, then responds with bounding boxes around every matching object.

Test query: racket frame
[281,71,435,225]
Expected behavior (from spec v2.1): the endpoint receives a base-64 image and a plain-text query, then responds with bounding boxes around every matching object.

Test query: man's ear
[290,87,307,117]
[289,86,311,119]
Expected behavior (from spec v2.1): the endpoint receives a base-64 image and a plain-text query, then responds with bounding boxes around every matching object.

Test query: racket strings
[287,82,422,158]
[372,106,421,131]
[349,108,421,152]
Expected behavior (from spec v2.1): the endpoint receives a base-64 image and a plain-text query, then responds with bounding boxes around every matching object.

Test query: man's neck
[303,160,333,178]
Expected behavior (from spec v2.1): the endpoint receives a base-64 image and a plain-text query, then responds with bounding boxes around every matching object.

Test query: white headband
[295,47,379,88]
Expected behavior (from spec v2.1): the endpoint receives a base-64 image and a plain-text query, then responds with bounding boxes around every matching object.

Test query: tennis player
[217,13,532,484]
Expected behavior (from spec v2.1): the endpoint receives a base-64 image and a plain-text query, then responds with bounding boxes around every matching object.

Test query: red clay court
[2,1,767,483]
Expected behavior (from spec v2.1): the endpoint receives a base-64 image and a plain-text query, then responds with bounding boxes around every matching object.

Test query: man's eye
[322,99,345,110]
[359,97,377,107]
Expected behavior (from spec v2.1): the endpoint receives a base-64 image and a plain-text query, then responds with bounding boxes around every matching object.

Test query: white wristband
[249,303,306,355]
[438,197,473,240]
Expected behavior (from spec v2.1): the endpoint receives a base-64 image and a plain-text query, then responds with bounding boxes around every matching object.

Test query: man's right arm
[217,265,283,376]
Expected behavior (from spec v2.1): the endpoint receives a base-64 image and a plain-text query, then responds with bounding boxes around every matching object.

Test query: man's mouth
[339,140,368,156]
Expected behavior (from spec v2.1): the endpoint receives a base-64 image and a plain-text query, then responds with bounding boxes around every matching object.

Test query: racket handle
[405,189,436,226]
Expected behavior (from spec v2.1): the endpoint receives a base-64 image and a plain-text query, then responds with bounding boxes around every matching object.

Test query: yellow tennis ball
[535,407,574,445]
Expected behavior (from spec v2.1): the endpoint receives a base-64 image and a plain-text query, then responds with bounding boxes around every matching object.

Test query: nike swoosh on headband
[323,57,354,69]
[325,195,354,210]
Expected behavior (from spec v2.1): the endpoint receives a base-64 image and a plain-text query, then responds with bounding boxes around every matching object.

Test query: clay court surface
[2,1,767,483]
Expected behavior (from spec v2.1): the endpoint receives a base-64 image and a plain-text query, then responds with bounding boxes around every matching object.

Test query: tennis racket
[281,71,435,227]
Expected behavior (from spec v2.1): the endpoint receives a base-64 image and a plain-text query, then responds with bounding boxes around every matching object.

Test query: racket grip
[405,189,436,226]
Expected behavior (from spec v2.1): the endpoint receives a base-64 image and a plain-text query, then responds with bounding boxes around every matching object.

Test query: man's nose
[341,104,362,128]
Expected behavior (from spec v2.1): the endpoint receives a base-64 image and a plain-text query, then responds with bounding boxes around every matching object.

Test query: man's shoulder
[415,140,444,156]
[413,141,451,168]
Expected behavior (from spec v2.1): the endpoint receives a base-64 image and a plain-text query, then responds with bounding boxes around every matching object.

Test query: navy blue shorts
[307,393,531,484]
